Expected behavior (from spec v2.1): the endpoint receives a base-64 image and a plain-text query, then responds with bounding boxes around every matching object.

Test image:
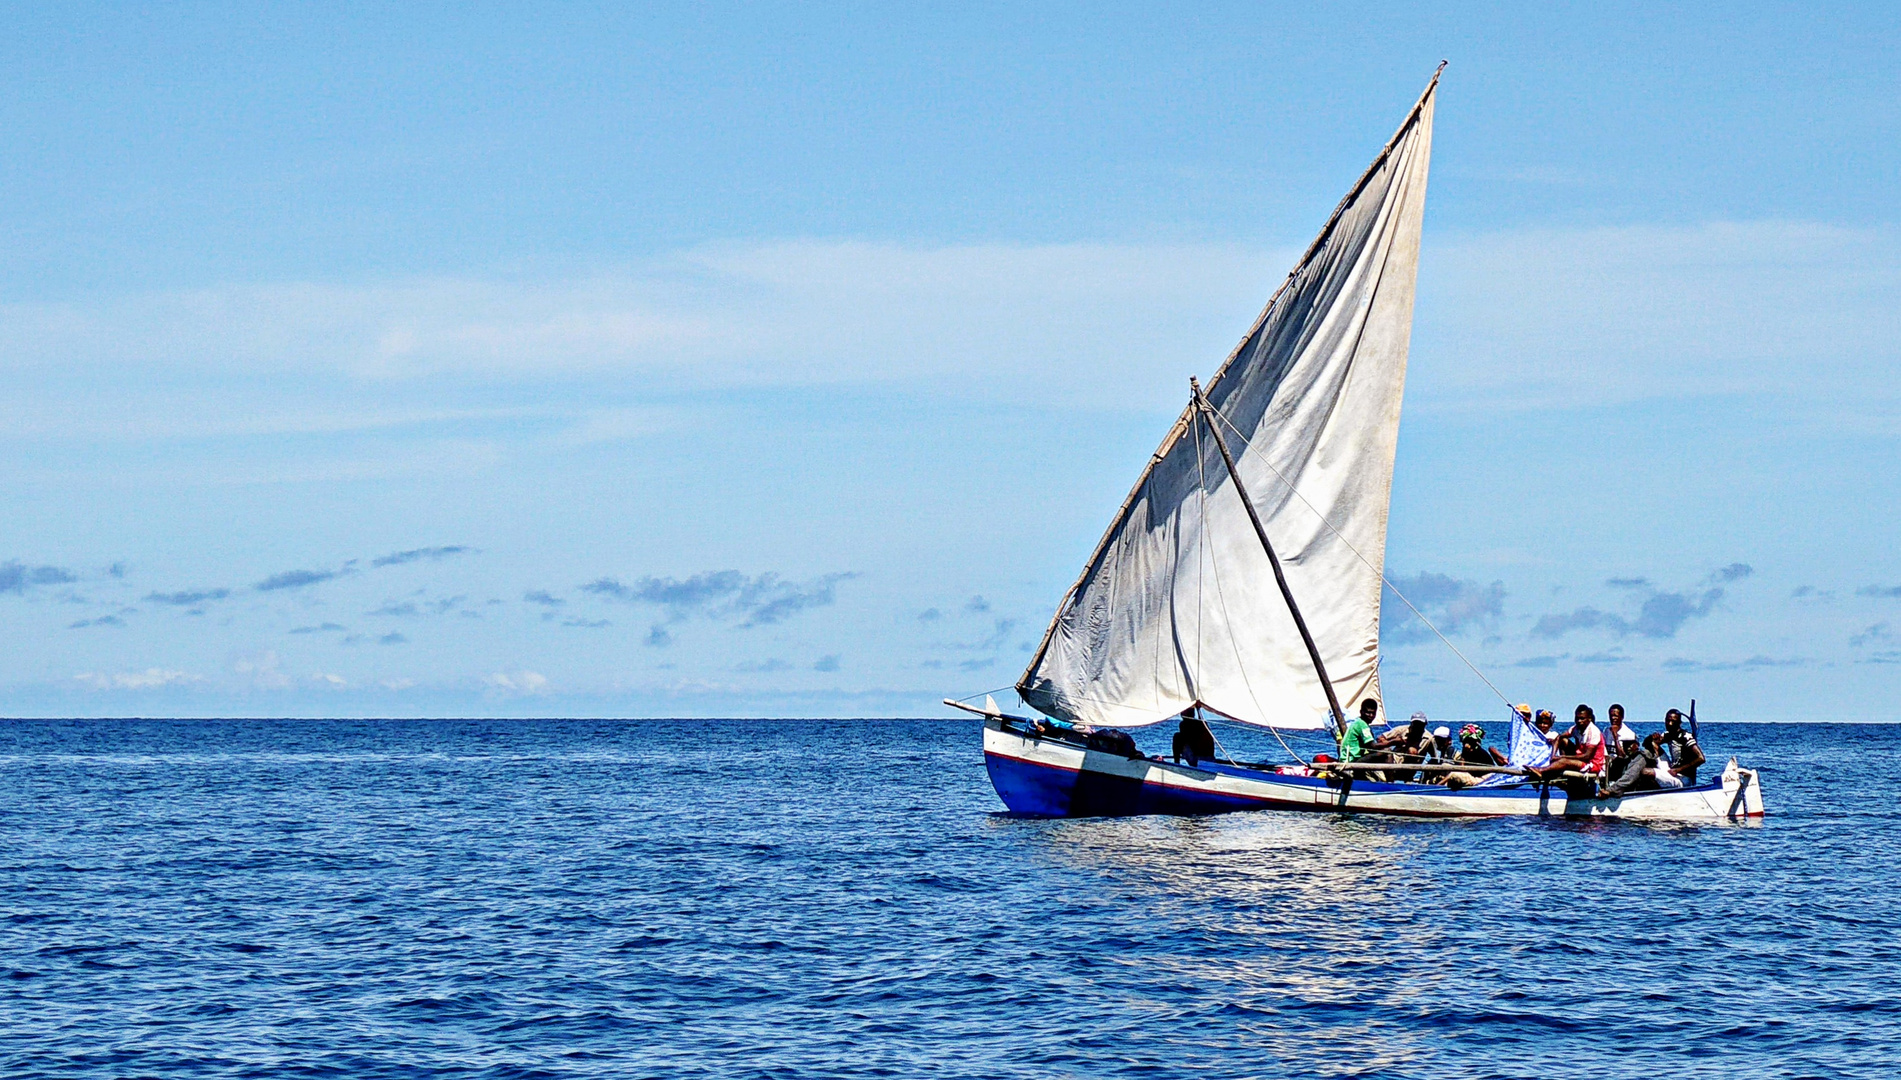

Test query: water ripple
[0,719,1893,1078]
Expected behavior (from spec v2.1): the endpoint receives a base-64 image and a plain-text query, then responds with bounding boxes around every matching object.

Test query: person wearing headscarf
[1509,706,1559,769]
[1443,723,1509,790]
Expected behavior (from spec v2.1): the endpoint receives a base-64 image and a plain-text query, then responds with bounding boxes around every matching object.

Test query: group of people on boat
[1319,698,1706,796]
[1161,696,1709,798]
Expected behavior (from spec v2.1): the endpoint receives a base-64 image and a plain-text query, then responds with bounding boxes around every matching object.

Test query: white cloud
[0,241,1285,410]
[1,224,1893,435]
[231,650,293,690]
[74,668,204,690]
[485,670,549,694]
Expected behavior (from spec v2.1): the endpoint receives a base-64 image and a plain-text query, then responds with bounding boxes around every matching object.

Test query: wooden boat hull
[982,719,1763,820]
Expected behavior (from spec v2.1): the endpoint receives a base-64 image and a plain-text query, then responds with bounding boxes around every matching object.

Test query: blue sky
[1,3,1897,720]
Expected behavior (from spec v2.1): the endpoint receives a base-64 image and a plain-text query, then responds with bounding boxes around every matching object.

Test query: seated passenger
[1659,709,1705,784]
[1085,726,1141,757]
[1605,704,1634,752]
[1340,698,1383,763]
[1443,724,1509,790]
[1386,712,1440,781]
[1172,709,1218,766]
[1597,726,1647,797]
[1530,704,1605,781]
[1509,707,1559,770]
[1426,725,1455,781]
[1645,732,1686,789]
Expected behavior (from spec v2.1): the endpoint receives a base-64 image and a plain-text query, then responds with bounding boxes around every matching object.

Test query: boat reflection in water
[992,809,1446,1072]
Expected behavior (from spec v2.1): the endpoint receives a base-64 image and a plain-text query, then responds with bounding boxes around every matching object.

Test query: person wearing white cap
[1429,725,1454,777]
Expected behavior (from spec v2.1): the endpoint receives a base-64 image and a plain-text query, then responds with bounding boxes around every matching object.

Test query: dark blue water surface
[0,719,1893,1079]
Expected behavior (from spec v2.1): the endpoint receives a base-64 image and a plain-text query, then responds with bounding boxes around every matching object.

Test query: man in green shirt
[1340,698,1382,761]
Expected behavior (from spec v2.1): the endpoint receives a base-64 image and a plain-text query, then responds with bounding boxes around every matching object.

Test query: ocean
[0,718,1892,1079]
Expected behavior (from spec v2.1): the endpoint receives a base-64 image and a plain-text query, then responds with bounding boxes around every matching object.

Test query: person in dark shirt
[1443,724,1508,790]
[1384,712,1440,781]
[1659,709,1705,784]
[1598,727,1650,797]
[1172,709,1217,766]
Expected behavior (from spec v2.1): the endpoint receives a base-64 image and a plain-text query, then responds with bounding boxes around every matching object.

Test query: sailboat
[948,68,1764,820]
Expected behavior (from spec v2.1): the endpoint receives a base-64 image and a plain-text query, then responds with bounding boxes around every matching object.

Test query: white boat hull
[982,719,1763,820]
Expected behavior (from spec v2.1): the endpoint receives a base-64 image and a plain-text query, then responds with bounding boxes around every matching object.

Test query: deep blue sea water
[0,718,1893,1079]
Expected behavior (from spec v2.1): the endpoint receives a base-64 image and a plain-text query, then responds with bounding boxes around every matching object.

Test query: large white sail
[1017,75,1437,730]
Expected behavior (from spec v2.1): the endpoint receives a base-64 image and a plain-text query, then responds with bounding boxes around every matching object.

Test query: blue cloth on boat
[1508,714,1555,769]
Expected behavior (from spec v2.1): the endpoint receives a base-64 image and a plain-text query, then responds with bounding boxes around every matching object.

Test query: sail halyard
[1016,68,1438,731]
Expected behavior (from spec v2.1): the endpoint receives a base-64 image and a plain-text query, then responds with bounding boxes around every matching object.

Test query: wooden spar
[1328,761,1528,776]
[1190,377,1349,745]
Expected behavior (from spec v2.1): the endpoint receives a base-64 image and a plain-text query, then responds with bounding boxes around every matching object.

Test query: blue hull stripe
[985,750,1289,817]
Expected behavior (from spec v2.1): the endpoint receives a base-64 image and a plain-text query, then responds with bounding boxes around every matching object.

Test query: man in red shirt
[1529,704,1605,780]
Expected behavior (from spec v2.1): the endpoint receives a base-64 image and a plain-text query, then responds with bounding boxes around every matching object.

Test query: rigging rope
[1204,402,1517,713]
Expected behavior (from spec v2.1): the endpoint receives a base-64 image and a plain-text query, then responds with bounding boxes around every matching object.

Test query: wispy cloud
[0,561,76,594]
[3,224,1895,427]
[1662,654,1809,672]
[289,622,347,635]
[1383,572,1506,645]
[582,570,856,628]
[1851,623,1891,648]
[255,568,344,592]
[145,588,232,606]
[68,615,125,629]
[813,655,841,673]
[523,590,565,607]
[1858,585,1901,599]
[1532,565,1752,641]
[372,546,474,567]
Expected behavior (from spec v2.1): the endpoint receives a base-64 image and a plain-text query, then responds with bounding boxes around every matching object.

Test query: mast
[1190,377,1348,744]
